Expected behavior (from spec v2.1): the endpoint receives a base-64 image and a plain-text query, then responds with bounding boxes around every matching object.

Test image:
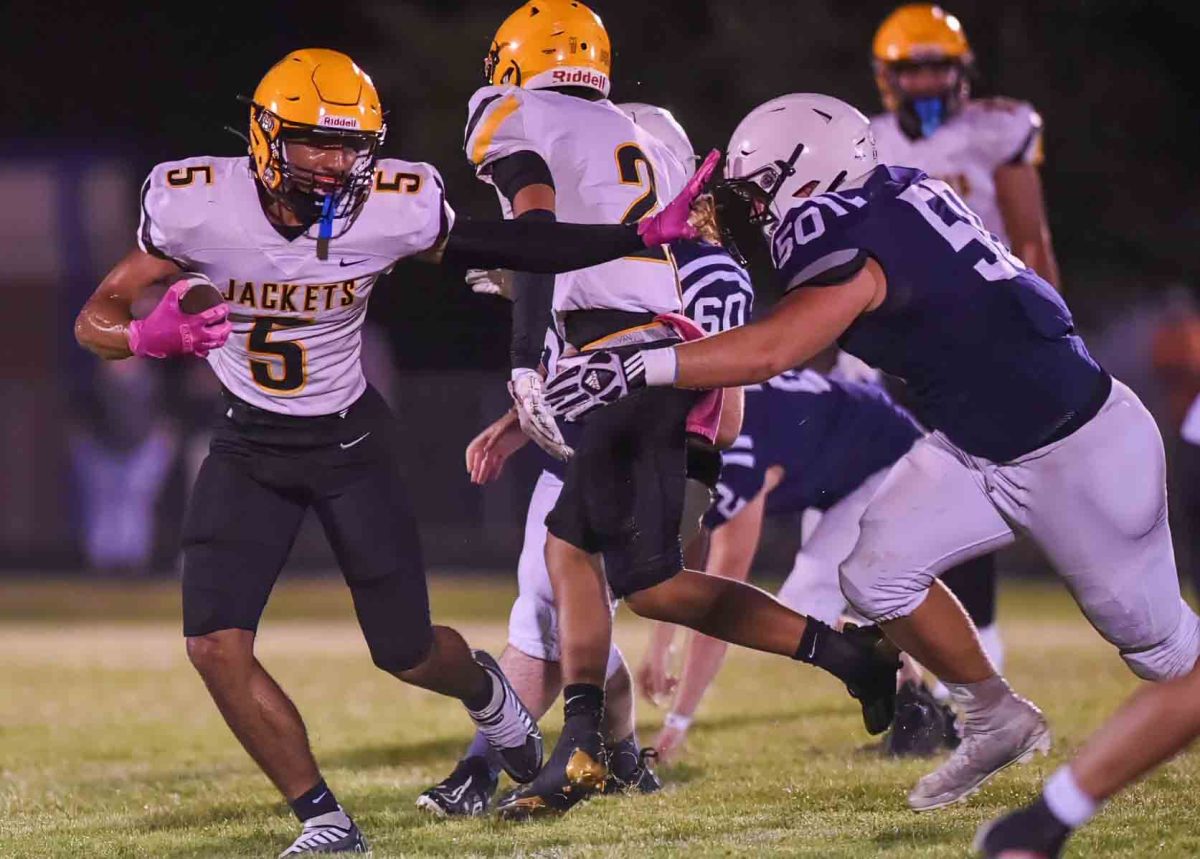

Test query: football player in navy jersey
[640,369,972,762]
[546,92,1200,812]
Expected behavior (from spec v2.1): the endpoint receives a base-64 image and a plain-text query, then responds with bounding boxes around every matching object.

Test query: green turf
[1,577,1196,857]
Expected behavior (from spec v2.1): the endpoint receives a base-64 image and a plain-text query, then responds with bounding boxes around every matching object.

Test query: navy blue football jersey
[704,370,921,529]
[536,241,754,479]
[770,165,1104,462]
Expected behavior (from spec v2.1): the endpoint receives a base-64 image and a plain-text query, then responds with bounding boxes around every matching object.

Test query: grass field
[2,576,1198,858]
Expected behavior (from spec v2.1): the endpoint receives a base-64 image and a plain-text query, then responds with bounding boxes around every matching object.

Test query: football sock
[1043,766,1098,828]
[794,619,884,688]
[464,666,500,714]
[563,682,605,732]
[289,778,341,823]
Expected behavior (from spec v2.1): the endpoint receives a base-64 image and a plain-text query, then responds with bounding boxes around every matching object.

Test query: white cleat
[277,809,368,856]
[907,697,1051,812]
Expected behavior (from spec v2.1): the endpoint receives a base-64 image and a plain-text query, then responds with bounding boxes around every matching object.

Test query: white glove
[467,268,514,300]
[509,369,573,462]
[544,349,647,421]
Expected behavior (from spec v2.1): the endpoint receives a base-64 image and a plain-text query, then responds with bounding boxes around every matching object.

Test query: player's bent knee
[185,629,254,677]
[366,626,434,675]
[838,561,930,623]
[1121,602,1200,681]
[508,592,560,663]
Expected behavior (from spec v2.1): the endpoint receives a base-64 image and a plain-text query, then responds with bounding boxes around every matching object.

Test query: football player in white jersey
[417,102,754,816]
[870,3,1060,287]
[73,49,713,856]
[463,1,902,820]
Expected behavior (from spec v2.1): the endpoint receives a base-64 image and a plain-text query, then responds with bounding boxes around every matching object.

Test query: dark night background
[6,0,1199,368]
[2,0,1198,570]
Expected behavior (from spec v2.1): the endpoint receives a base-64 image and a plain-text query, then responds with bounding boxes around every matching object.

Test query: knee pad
[838,555,934,623]
[367,624,433,674]
[507,590,560,663]
[1122,601,1200,681]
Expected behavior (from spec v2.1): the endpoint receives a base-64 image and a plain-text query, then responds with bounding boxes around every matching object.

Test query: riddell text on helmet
[551,69,609,89]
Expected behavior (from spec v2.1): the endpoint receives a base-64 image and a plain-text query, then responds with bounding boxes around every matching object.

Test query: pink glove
[637,149,721,248]
[128,280,231,359]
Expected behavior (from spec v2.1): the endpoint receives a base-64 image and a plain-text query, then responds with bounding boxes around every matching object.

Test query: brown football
[178,276,225,315]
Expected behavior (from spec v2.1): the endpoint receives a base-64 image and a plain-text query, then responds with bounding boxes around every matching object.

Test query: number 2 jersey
[770,165,1105,462]
[464,85,688,324]
[138,155,452,416]
[871,98,1043,245]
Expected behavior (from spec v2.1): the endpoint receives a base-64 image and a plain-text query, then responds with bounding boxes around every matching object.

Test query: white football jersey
[871,98,1043,244]
[464,86,688,327]
[138,155,452,416]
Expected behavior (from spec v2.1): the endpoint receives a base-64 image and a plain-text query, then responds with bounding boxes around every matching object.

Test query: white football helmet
[724,93,879,226]
[617,102,697,179]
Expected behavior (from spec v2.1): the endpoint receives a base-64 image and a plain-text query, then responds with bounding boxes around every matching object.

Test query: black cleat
[884,681,961,757]
[604,741,662,795]
[466,650,544,783]
[277,810,368,856]
[974,797,1071,858]
[841,624,902,735]
[416,755,499,818]
[496,716,608,820]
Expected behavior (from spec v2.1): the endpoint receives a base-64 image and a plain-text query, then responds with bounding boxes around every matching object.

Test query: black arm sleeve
[442,218,644,273]
[490,150,555,199]
[509,210,557,371]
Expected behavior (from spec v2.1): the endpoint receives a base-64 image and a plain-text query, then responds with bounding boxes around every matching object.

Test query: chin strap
[316,195,334,260]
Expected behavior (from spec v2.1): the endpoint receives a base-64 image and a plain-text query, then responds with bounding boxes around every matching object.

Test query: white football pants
[839,379,1200,681]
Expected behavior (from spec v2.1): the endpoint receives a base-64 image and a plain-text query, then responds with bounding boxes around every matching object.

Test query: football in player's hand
[177,275,225,314]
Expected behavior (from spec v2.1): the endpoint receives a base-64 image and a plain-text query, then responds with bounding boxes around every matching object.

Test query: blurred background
[2,0,1198,580]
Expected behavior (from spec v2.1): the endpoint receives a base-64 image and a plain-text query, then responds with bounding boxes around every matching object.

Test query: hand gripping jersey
[704,370,921,528]
[871,98,1043,244]
[464,86,688,323]
[139,156,452,416]
[770,165,1104,462]
[534,240,755,480]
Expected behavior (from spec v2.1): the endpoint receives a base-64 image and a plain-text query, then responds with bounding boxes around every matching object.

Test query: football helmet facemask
[873,4,973,139]
[248,49,386,238]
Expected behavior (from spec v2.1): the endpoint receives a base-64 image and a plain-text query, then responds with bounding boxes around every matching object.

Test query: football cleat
[974,797,1071,858]
[496,719,608,821]
[604,742,663,795]
[909,695,1051,811]
[884,681,962,758]
[277,810,367,856]
[415,755,499,818]
[841,624,902,735]
[466,650,544,783]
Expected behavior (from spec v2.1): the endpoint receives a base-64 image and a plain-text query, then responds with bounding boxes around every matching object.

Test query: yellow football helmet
[872,5,973,138]
[484,0,612,98]
[248,49,386,232]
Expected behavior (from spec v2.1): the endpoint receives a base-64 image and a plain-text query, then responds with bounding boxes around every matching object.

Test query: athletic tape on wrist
[640,347,678,386]
[663,711,693,732]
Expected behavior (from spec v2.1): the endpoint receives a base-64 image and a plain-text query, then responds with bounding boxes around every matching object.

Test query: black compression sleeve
[443,218,644,273]
[490,151,555,201]
[510,209,557,371]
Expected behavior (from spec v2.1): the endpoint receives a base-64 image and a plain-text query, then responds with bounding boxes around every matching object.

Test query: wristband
[663,711,693,732]
[641,346,679,387]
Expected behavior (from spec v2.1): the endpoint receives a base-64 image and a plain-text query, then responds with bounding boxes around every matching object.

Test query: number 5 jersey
[464,85,688,324]
[138,155,452,415]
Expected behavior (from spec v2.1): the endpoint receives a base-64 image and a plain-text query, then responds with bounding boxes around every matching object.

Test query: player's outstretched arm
[653,477,775,763]
[995,162,1061,290]
[545,262,883,421]
[75,249,182,359]
[424,151,721,274]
